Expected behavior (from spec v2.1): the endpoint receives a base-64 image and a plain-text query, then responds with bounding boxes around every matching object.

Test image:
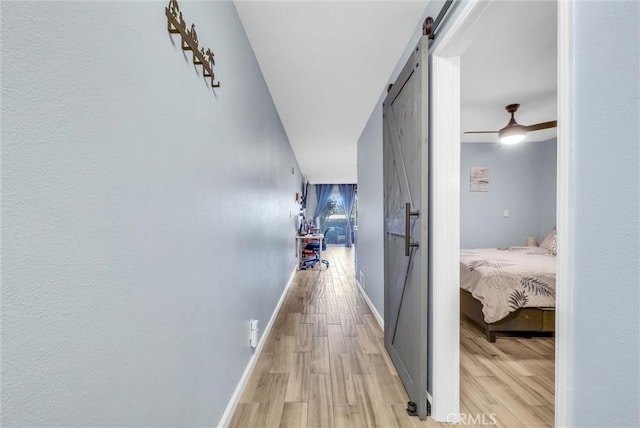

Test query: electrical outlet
[249,319,259,348]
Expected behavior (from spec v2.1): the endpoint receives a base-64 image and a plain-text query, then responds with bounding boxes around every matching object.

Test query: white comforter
[460,247,556,323]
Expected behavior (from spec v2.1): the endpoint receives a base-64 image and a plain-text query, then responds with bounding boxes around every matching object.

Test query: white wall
[1,2,301,426]
[571,1,639,426]
[460,139,557,248]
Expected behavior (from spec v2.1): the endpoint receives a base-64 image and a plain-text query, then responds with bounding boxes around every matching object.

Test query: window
[318,185,356,245]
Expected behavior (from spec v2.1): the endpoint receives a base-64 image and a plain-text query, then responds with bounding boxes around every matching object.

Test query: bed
[460,240,556,342]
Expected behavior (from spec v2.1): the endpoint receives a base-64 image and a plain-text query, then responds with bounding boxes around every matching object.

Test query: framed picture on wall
[470,167,489,192]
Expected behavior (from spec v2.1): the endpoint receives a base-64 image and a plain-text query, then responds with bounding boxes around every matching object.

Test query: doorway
[430,0,573,425]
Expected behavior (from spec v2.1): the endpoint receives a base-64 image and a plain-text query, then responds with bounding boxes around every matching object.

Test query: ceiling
[234,1,557,183]
[460,1,557,143]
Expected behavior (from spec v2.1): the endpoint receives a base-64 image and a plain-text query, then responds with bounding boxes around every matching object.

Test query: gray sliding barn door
[382,36,430,420]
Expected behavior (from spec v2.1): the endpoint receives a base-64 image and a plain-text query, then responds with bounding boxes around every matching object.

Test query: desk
[296,234,324,270]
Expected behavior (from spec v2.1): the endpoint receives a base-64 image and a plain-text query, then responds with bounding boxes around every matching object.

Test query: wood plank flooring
[459,318,554,427]
[230,247,554,427]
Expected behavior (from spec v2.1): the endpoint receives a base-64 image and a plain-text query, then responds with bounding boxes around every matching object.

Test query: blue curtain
[338,184,357,247]
[313,184,334,226]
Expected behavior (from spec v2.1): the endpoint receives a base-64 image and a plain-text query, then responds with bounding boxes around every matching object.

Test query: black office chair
[300,234,330,270]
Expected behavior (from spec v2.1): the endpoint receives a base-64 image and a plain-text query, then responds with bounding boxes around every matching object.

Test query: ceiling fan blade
[463,131,498,134]
[524,120,557,132]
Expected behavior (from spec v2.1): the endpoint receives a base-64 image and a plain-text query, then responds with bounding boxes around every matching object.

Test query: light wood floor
[229,247,554,428]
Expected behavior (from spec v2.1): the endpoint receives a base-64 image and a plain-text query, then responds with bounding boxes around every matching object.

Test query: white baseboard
[217,265,298,428]
[356,279,384,330]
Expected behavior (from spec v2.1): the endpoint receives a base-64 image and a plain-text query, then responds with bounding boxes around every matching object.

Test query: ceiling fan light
[499,125,526,145]
[500,133,526,145]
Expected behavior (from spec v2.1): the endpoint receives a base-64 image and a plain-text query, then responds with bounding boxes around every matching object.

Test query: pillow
[540,228,557,250]
[547,236,557,255]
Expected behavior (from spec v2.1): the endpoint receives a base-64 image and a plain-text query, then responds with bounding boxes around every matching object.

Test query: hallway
[229,247,554,427]
[229,246,438,427]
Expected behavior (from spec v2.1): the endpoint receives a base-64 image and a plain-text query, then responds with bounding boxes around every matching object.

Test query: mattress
[460,246,556,323]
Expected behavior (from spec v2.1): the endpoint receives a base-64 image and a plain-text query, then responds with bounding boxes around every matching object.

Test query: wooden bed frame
[460,289,555,343]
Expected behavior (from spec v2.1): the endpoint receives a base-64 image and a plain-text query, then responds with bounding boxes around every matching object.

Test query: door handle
[405,202,420,256]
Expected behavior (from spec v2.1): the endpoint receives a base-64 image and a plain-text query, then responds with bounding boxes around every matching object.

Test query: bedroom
[457,0,558,424]
[458,139,558,424]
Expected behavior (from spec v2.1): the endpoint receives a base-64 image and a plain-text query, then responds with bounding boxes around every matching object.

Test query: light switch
[503,209,509,218]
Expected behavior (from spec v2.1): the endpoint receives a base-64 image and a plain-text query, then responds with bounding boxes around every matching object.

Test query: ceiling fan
[465,103,557,144]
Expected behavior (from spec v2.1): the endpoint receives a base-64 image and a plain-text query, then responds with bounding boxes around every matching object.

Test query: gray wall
[537,140,557,240]
[355,101,385,314]
[571,1,639,426]
[305,184,318,224]
[1,2,301,426]
[460,139,557,248]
